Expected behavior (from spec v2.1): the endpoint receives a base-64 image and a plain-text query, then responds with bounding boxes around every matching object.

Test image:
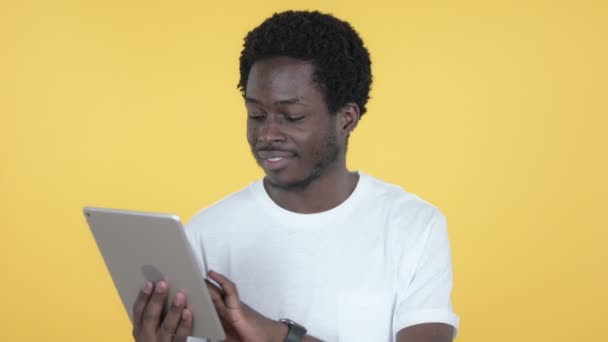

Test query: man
[132,10,459,342]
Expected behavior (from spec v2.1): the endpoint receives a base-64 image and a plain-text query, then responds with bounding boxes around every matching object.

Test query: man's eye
[286,116,304,122]
[248,114,264,120]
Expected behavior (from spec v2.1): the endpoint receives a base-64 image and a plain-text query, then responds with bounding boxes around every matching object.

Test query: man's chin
[264,175,296,190]
[264,172,321,190]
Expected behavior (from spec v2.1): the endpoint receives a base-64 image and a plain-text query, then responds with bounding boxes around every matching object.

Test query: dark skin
[132,57,454,341]
[132,281,192,342]
[245,57,359,214]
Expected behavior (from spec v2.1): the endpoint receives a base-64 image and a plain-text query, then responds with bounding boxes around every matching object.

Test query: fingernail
[155,281,166,293]
[173,292,185,307]
[143,282,152,294]
[182,308,191,320]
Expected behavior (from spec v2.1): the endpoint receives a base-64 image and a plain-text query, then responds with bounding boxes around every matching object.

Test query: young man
[132,11,459,342]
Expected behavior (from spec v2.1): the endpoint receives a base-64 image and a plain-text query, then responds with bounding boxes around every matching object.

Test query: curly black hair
[238,10,372,117]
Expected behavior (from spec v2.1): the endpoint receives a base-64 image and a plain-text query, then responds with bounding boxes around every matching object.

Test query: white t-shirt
[185,172,459,342]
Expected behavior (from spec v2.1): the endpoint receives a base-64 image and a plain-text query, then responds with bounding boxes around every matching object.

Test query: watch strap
[279,319,307,342]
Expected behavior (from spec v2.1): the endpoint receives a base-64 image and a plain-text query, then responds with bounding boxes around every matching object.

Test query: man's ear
[337,102,360,136]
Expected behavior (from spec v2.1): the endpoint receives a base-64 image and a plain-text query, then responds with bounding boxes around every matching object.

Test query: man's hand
[397,323,454,342]
[132,281,194,342]
[206,270,288,342]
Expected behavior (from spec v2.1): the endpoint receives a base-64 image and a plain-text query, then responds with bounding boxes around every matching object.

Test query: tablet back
[83,207,225,341]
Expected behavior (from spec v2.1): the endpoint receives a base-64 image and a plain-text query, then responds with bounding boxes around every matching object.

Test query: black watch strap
[279,319,307,342]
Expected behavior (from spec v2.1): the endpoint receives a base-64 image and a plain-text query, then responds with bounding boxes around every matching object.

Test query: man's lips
[257,150,294,159]
[257,150,295,171]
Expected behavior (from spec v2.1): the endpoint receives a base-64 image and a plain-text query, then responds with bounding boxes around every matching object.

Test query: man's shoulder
[186,180,261,230]
[362,173,439,209]
[361,172,445,226]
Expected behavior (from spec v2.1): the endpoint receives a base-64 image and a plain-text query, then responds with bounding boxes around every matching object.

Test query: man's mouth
[257,150,295,171]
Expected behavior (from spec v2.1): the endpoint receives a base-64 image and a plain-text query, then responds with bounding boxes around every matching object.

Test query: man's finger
[206,279,227,316]
[205,277,223,296]
[208,270,240,308]
[141,281,169,334]
[173,308,194,342]
[158,291,187,341]
[132,281,153,337]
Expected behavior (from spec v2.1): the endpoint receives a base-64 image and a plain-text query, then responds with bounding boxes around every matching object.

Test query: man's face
[245,57,341,189]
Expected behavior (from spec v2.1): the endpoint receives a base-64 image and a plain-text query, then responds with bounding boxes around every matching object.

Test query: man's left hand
[206,270,288,342]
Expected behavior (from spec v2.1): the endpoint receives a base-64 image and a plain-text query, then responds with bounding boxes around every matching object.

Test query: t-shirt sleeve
[393,209,460,337]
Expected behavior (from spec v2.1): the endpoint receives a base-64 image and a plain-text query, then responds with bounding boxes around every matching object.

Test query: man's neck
[264,166,359,214]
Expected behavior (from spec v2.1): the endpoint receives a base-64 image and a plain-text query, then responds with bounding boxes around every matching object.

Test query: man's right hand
[132,281,193,342]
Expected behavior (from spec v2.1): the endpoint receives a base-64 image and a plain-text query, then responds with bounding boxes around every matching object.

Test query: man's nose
[259,117,285,143]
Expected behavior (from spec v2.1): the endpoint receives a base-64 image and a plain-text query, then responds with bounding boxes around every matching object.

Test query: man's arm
[393,210,458,342]
[397,323,454,342]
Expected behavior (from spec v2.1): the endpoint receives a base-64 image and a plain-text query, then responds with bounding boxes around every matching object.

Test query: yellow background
[1,0,607,341]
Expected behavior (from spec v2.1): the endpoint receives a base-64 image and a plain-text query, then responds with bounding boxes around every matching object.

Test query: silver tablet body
[83,207,225,341]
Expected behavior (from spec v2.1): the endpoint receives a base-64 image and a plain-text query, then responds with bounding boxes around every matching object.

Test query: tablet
[83,207,225,341]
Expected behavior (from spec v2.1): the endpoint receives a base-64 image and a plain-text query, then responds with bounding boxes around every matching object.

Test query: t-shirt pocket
[338,290,395,342]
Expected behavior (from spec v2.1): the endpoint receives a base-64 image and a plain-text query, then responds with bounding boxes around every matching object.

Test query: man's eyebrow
[245,97,261,105]
[245,97,305,106]
[274,97,304,106]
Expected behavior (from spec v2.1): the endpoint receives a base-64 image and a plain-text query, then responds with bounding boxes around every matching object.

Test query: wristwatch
[279,318,307,342]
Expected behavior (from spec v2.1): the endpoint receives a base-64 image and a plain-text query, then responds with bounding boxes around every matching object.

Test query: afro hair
[238,10,372,117]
